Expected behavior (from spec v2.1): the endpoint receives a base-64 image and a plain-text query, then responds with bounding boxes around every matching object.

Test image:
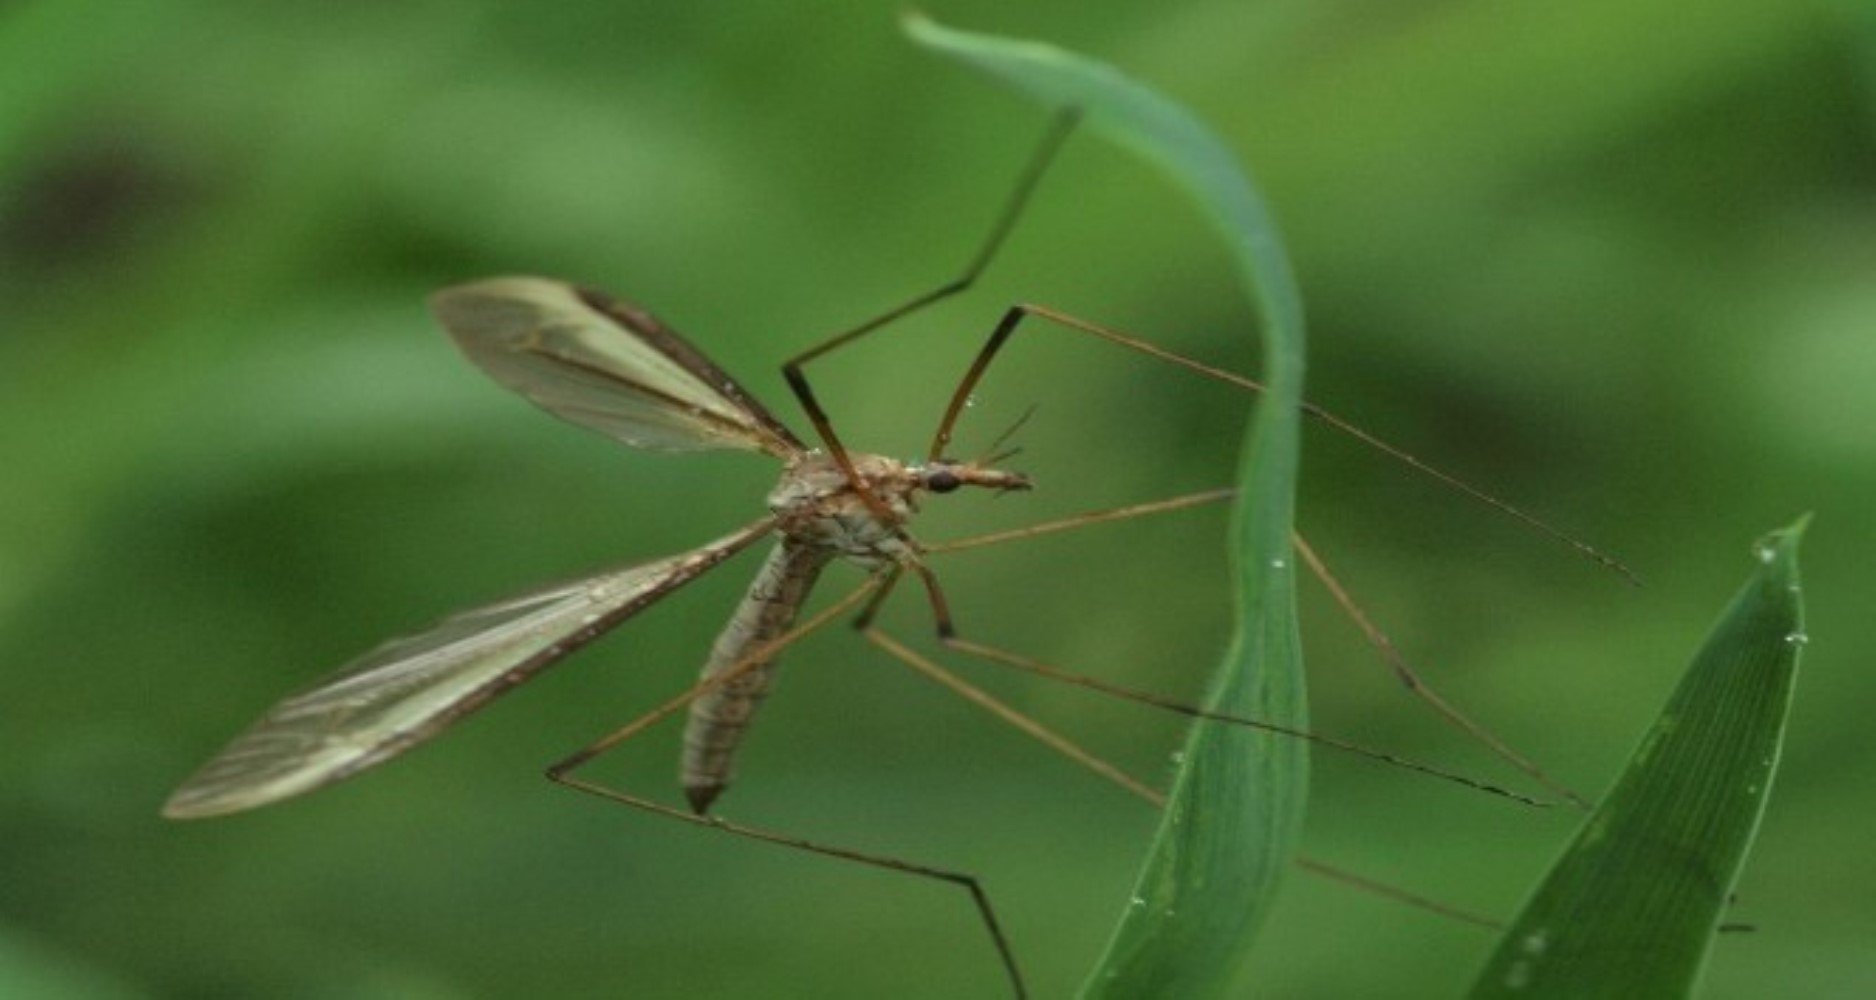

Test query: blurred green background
[3,1,1871,997]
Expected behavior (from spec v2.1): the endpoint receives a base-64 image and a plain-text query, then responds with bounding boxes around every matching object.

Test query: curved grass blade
[1469,517,1809,998]
[904,16,1309,997]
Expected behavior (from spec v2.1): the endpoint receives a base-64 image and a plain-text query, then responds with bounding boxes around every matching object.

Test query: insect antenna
[970,403,1039,467]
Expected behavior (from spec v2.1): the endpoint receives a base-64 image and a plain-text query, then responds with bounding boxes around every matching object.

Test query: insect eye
[925,470,962,494]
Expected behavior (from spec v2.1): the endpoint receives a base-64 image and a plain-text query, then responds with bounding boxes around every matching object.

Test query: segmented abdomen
[680,540,830,813]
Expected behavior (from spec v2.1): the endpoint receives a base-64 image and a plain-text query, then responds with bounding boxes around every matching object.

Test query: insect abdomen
[680,540,830,813]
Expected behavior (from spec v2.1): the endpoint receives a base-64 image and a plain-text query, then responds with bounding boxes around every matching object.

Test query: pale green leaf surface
[1470,518,1809,999]
[905,16,1308,998]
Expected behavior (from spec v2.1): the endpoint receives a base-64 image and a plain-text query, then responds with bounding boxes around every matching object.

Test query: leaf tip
[1750,515,1810,570]
[899,7,938,39]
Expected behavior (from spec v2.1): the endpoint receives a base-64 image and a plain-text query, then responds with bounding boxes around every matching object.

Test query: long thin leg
[864,626,1506,930]
[1291,534,1591,809]
[936,634,1545,806]
[784,111,1077,372]
[864,627,1166,805]
[552,777,1025,995]
[777,112,1079,519]
[909,560,958,639]
[545,579,1028,998]
[924,302,1638,585]
[1295,857,1501,930]
[547,580,878,776]
[919,486,1573,804]
[925,487,1237,555]
[851,566,905,630]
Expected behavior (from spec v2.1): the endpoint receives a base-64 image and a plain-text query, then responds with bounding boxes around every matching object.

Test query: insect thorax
[768,452,919,564]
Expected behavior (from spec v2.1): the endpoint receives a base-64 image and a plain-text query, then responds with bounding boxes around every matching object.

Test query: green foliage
[906,15,1307,997]
[1471,519,1808,998]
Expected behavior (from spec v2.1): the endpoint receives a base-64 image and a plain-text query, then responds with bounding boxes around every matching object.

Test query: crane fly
[163,114,1633,998]
[164,272,1044,822]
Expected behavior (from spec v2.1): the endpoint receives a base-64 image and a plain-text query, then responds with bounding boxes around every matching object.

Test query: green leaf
[904,15,1308,998]
[1469,517,1809,999]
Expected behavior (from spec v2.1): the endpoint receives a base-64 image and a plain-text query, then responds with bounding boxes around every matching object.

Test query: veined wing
[432,277,805,458]
[163,518,776,819]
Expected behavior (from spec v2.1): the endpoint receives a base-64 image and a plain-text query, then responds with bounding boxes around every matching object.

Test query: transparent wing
[163,519,775,819]
[431,277,804,457]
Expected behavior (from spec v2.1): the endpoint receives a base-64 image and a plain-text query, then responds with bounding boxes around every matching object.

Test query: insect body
[685,450,1027,812]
